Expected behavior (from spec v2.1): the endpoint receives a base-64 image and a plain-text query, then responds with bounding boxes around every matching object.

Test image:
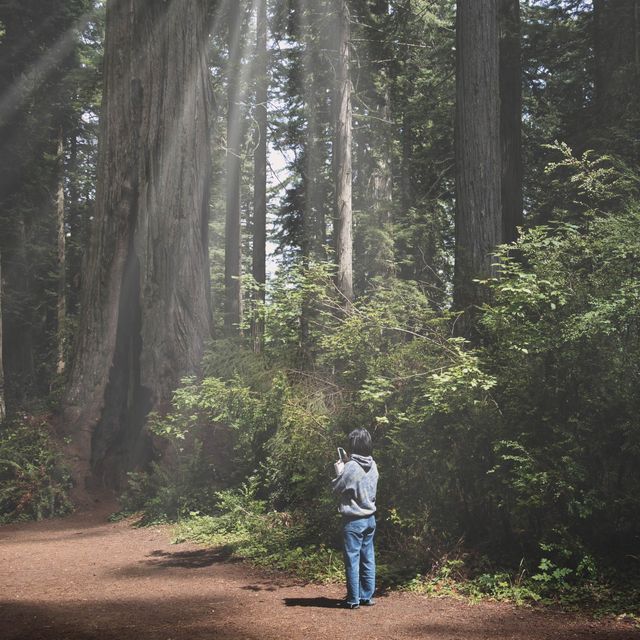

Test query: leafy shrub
[482,145,640,560]
[128,152,640,612]
[0,414,72,522]
[173,480,344,582]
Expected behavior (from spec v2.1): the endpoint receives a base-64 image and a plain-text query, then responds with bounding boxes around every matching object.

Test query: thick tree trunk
[62,0,213,491]
[499,0,523,245]
[225,1,243,335]
[453,0,502,333]
[334,0,354,305]
[56,127,67,375]
[252,0,267,354]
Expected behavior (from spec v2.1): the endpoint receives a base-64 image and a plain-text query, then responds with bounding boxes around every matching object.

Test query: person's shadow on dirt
[283,597,346,608]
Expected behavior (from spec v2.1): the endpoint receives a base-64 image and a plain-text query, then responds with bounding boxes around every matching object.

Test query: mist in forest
[1,0,639,619]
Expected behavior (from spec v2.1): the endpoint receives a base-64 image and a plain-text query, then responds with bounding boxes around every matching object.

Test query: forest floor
[1,501,639,640]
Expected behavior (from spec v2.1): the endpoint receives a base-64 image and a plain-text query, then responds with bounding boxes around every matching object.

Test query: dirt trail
[1,504,638,640]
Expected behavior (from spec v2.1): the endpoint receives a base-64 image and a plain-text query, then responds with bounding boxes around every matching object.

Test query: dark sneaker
[337,600,360,609]
[359,598,376,606]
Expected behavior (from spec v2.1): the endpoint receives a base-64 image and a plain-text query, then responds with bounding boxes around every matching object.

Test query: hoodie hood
[350,454,373,472]
[331,453,379,518]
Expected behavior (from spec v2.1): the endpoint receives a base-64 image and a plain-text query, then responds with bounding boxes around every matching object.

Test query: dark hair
[348,428,373,456]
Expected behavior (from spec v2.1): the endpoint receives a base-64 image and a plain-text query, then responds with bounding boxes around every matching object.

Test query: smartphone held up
[334,447,347,476]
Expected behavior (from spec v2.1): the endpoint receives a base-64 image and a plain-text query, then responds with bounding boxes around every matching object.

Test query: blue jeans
[342,514,376,605]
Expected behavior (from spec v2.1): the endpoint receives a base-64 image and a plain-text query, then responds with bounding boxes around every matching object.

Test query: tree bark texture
[334,0,354,305]
[499,0,523,245]
[252,0,267,354]
[63,0,213,489]
[56,127,67,375]
[305,44,327,260]
[225,1,243,335]
[453,0,502,329]
[302,0,331,262]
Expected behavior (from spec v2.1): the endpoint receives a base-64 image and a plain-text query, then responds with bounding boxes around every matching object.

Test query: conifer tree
[453,0,501,332]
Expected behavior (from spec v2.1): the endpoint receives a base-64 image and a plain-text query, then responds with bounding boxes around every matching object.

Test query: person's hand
[334,459,345,476]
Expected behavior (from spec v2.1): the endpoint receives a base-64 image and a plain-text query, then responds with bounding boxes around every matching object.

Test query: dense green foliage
[481,145,640,563]
[0,414,72,522]
[0,0,100,403]
[124,145,640,614]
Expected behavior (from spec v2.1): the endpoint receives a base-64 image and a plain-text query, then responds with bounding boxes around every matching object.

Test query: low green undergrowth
[173,507,639,621]
[171,481,344,582]
[167,484,639,621]
[398,556,640,620]
[0,414,73,523]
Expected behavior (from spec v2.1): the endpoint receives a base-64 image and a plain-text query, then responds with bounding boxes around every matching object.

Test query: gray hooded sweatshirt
[331,454,378,518]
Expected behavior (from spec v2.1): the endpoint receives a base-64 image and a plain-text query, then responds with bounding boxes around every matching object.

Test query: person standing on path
[331,427,379,609]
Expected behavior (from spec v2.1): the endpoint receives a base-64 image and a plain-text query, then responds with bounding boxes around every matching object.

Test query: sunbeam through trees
[1,0,640,626]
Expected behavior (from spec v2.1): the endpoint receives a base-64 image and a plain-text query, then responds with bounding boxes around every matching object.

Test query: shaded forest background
[1,0,639,611]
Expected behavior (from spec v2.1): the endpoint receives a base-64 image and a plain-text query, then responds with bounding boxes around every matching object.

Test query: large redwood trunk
[453,0,502,335]
[62,0,213,491]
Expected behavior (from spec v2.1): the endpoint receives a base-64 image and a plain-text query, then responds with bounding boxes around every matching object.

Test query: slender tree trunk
[305,43,326,260]
[499,0,522,244]
[252,0,267,354]
[0,250,5,423]
[636,0,640,72]
[396,2,416,283]
[334,0,353,305]
[55,127,67,375]
[62,0,213,492]
[298,7,330,368]
[225,1,243,335]
[593,0,607,120]
[67,131,83,315]
[453,0,502,333]
[593,0,639,160]
[353,0,394,292]
[371,0,394,279]
[373,86,393,226]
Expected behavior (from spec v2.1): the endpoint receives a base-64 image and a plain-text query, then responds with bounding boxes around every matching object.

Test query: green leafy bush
[173,480,344,582]
[0,414,72,522]
[482,146,640,561]
[127,151,640,612]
